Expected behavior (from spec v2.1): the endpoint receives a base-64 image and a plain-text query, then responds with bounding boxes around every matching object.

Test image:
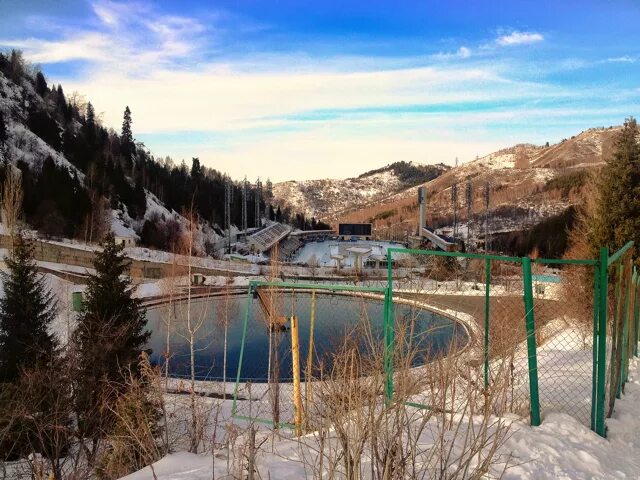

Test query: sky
[1,0,639,182]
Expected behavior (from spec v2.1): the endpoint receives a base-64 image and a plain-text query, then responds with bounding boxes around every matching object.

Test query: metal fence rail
[228,243,637,438]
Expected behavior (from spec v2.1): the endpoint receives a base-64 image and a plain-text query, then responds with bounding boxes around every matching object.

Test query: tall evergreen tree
[35,71,48,97]
[86,102,95,128]
[587,117,640,258]
[72,234,149,454]
[120,106,135,168]
[122,106,132,144]
[0,235,58,382]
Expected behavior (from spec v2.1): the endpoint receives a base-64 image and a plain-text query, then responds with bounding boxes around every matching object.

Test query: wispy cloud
[496,31,544,46]
[432,46,472,60]
[1,1,636,181]
[606,55,636,63]
[0,0,208,73]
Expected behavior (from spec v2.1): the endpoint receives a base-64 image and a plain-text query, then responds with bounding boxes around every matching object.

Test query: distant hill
[271,161,450,220]
[336,127,622,253]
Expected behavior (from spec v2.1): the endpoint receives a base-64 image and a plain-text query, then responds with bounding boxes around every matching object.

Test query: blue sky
[1,0,639,181]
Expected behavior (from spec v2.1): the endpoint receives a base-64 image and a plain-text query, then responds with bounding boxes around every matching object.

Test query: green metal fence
[230,243,637,438]
[386,243,636,437]
[231,280,391,430]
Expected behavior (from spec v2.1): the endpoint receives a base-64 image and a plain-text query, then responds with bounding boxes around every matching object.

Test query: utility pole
[452,182,458,239]
[465,181,473,250]
[484,181,491,253]
[242,176,248,234]
[254,178,262,228]
[224,179,232,253]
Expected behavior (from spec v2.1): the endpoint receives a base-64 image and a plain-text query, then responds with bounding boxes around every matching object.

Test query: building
[114,234,137,247]
[337,223,373,240]
[247,222,291,253]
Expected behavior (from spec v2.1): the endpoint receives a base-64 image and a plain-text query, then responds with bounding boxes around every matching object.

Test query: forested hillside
[0,50,322,253]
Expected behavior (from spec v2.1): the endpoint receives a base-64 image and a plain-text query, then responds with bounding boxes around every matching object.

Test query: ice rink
[292,240,406,267]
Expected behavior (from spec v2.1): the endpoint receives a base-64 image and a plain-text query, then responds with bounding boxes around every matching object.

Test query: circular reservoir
[146,292,468,382]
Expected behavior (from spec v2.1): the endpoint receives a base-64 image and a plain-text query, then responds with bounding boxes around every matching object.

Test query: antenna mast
[224,179,232,253]
[465,181,473,250]
[255,178,262,227]
[242,176,248,234]
[484,180,491,253]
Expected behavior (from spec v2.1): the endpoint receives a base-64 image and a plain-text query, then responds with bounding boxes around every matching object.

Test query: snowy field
[122,338,640,480]
[293,240,406,267]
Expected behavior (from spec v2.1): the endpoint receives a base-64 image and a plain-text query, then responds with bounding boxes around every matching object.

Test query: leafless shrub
[95,353,165,480]
[289,299,514,479]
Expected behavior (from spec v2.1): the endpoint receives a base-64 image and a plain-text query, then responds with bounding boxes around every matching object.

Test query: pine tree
[85,102,97,147]
[35,71,48,97]
[0,235,58,383]
[73,234,149,454]
[587,117,640,257]
[86,102,95,128]
[121,106,134,166]
[190,157,202,180]
[122,106,132,143]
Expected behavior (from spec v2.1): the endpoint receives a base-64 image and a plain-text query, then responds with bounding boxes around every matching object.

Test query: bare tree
[1,166,23,249]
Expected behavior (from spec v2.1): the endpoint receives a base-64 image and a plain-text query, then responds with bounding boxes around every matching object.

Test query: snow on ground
[111,208,140,240]
[5,122,85,182]
[122,325,640,480]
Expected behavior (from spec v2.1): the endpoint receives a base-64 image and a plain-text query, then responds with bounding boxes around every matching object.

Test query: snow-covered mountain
[338,127,622,239]
[272,161,449,221]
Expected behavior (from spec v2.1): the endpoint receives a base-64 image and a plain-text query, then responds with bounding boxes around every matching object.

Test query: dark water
[146,293,468,382]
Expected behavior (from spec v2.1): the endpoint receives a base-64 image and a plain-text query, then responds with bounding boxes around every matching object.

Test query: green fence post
[383,288,394,405]
[595,247,609,437]
[590,262,601,432]
[634,272,640,357]
[621,260,631,389]
[522,257,541,426]
[385,249,395,405]
[615,263,625,399]
[484,257,491,389]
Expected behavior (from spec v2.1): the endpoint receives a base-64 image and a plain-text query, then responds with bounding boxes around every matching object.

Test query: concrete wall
[0,235,251,280]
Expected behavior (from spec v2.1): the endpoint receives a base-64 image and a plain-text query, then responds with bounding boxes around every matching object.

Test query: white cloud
[1,33,111,63]
[2,2,633,181]
[606,56,636,63]
[0,0,206,74]
[496,31,544,46]
[457,46,472,58]
[432,46,472,60]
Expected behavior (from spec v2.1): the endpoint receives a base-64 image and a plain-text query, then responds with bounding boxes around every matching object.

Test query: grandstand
[278,235,303,261]
[247,222,291,253]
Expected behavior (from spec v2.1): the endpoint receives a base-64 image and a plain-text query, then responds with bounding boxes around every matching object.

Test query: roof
[289,229,334,237]
[248,222,291,251]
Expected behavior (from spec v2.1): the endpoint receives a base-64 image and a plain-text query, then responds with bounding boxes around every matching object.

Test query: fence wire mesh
[391,251,531,418]
[603,248,636,432]
[530,261,596,427]
[231,283,388,429]
[152,243,639,438]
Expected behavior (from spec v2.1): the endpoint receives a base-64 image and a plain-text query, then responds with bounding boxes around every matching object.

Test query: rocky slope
[272,161,449,220]
[336,127,621,239]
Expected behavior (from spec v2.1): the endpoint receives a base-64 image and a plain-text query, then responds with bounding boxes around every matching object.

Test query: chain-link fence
[223,244,637,437]
[530,258,598,428]
[595,242,638,437]
[388,249,533,420]
[387,243,638,438]
[231,281,391,430]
